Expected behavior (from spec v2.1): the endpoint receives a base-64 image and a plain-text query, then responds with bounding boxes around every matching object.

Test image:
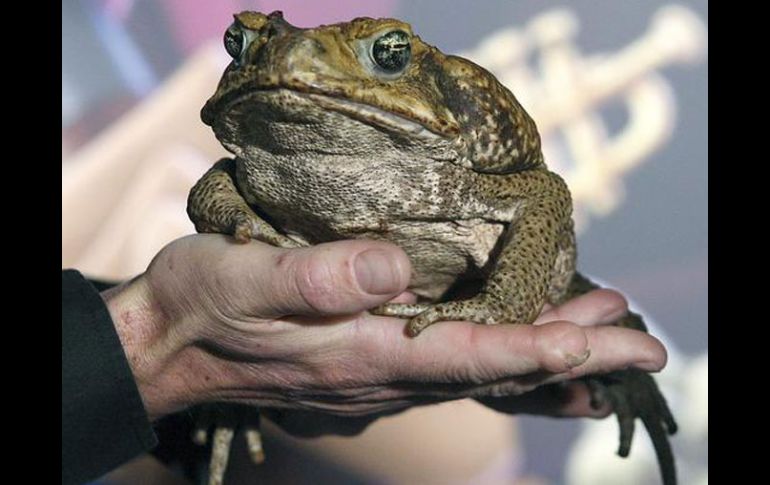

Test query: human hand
[262,288,663,437]
[102,234,665,431]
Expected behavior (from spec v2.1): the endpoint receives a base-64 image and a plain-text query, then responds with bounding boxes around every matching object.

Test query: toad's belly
[285,218,507,301]
[234,156,514,300]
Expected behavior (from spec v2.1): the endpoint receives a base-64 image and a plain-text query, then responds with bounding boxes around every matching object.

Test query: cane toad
[188,11,678,485]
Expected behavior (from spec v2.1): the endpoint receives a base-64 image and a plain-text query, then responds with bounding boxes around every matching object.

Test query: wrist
[102,275,196,421]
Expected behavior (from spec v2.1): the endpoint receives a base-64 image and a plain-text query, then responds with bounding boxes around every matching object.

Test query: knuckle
[601,289,629,310]
[446,362,485,385]
[454,325,489,384]
[535,321,588,373]
[443,325,502,385]
[290,250,349,314]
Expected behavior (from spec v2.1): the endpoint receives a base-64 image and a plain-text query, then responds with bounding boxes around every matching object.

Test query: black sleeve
[62,270,158,485]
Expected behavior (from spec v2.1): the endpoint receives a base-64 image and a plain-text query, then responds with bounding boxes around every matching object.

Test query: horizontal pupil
[371,32,410,72]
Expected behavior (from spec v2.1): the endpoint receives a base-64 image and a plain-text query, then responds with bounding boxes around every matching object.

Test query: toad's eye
[371,30,411,73]
[224,25,244,59]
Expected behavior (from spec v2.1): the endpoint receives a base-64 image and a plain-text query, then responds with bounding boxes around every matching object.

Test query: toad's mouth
[203,87,450,141]
[303,92,444,140]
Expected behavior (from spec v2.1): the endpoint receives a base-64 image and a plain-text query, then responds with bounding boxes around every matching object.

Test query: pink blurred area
[162,0,399,54]
[254,0,398,26]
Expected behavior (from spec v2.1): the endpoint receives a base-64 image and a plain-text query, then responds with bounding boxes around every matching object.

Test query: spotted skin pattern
[187,11,677,485]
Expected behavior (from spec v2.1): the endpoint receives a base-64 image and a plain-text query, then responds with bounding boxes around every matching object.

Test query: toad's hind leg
[187,157,301,248]
[372,170,573,335]
[565,272,678,485]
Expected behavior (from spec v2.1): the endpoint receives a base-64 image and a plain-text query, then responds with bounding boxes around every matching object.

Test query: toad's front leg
[187,157,301,248]
[373,170,572,335]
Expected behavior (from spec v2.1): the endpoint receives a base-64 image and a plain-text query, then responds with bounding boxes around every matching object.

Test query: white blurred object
[680,354,708,448]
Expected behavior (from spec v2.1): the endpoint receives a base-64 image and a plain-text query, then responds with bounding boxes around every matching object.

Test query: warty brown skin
[187,11,677,485]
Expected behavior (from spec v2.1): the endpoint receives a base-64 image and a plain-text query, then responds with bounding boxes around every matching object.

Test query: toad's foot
[194,209,301,248]
[372,297,509,336]
[587,369,678,485]
[209,427,234,485]
[192,403,265,485]
[187,158,302,248]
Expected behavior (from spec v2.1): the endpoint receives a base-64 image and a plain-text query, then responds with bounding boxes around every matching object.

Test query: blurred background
[62,1,707,484]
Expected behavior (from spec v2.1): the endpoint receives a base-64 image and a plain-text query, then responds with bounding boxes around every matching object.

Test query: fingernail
[354,249,402,295]
[564,348,591,368]
[634,360,664,372]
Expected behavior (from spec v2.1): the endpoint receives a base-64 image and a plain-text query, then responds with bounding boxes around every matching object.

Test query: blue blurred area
[84,0,158,97]
[62,0,183,147]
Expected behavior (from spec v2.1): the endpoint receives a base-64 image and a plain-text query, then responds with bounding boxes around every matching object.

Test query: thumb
[253,240,412,318]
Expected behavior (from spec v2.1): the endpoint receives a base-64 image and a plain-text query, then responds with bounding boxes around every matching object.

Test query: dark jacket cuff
[62,270,158,485]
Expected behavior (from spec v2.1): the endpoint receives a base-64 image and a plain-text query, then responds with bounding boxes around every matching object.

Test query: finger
[476,381,613,418]
[364,318,665,386]
[387,291,419,305]
[534,289,628,327]
[560,325,667,378]
[238,240,412,318]
[470,324,667,390]
[370,319,593,383]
